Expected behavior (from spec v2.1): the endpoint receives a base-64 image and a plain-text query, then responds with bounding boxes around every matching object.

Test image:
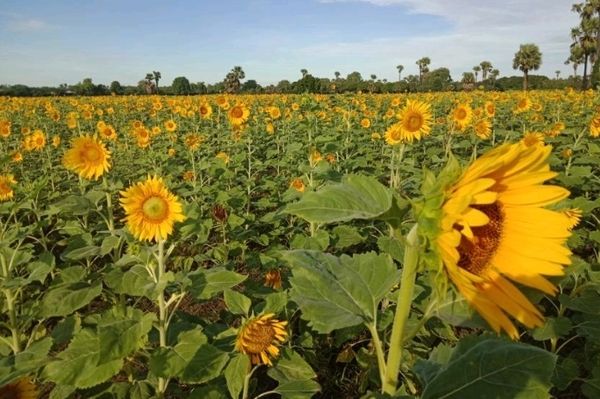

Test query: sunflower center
[405,113,422,132]
[455,109,467,120]
[244,324,276,354]
[457,203,504,276]
[231,106,244,118]
[84,146,101,162]
[142,196,169,221]
[0,182,10,195]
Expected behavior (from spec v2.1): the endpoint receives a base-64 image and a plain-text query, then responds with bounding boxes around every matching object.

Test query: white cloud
[310,0,579,80]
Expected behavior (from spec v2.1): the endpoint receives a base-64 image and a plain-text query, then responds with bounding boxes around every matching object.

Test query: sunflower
[11,152,23,163]
[63,135,111,180]
[514,97,532,113]
[120,176,186,242]
[0,377,37,399]
[396,100,432,141]
[0,174,17,201]
[164,119,177,132]
[384,123,413,146]
[29,130,46,151]
[451,103,473,131]
[199,102,213,119]
[264,270,283,289]
[268,106,281,120]
[484,101,496,117]
[67,118,78,130]
[522,132,545,147]
[435,142,573,338]
[52,135,61,148]
[235,314,288,366]
[215,151,230,164]
[589,113,600,137]
[290,178,305,193]
[473,119,491,140]
[228,104,250,126]
[360,118,371,128]
[99,124,117,141]
[0,120,11,138]
[184,134,203,150]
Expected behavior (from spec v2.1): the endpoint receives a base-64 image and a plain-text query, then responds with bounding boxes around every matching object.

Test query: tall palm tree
[566,44,584,78]
[144,73,155,94]
[396,64,404,81]
[555,70,561,79]
[334,71,341,80]
[473,65,481,82]
[153,71,161,93]
[490,69,500,83]
[479,61,493,80]
[415,58,430,84]
[513,43,542,90]
[300,69,308,78]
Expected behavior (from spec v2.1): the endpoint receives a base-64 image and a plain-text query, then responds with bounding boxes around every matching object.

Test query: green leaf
[0,337,53,385]
[97,307,155,362]
[261,292,288,314]
[100,235,121,256]
[332,225,364,249]
[104,264,155,298]
[273,380,321,399]
[421,338,557,399]
[582,367,600,398]
[149,328,228,384]
[268,348,317,382]
[559,290,600,315]
[224,289,251,315]
[189,267,247,300]
[284,174,393,224]
[531,317,572,341]
[40,281,102,317]
[224,353,250,399]
[44,329,123,389]
[284,250,399,333]
[62,245,101,260]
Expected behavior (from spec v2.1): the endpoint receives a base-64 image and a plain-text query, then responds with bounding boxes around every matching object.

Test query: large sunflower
[120,176,185,242]
[0,377,37,399]
[451,103,473,131]
[0,174,17,201]
[235,314,288,366]
[228,103,250,126]
[396,99,432,141]
[436,142,574,338]
[63,135,111,180]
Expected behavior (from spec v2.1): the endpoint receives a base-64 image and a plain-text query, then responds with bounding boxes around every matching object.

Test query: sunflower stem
[156,239,169,395]
[367,322,386,388]
[383,224,419,395]
[242,364,259,399]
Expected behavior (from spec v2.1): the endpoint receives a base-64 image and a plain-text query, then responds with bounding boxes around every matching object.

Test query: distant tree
[143,74,155,94]
[171,76,191,95]
[566,44,585,77]
[153,71,162,93]
[191,81,208,94]
[513,43,542,90]
[276,80,292,93]
[77,78,95,96]
[242,79,261,92]
[473,65,481,82]
[555,70,561,79]
[490,69,500,84]
[571,1,600,88]
[416,57,431,85]
[422,67,452,91]
[396,64,404,81]
[480,61,493,80]
[300,68,308,78]
[110,81,123,95]
[292,73,319,93]
[461,72,475,90]
[334,71,341,80]
[223,66,245,93]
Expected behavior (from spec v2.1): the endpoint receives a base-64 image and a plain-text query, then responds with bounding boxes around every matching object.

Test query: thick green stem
[3,289,21,353]
[156,239,168,395]
[242,365,258,399]
[383,225,419,394]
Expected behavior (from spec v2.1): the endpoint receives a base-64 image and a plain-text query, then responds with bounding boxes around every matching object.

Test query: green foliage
[171,76,192,95]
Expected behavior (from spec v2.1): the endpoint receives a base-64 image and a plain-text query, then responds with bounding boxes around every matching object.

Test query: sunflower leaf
[284,174,393,224]
[421,337,556,399]
[284,250,399,333]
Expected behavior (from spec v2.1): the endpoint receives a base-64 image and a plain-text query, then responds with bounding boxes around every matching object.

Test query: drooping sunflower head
[589,113,600,137]
[473,118,492,140]
[120,176,186,242]
[429,142,574,338]
[264,270,283,290]
[0,377,38,399]
[62,135,111,180]
[235,314,288,366]
[0,174,17,201]
[397,99,432,140]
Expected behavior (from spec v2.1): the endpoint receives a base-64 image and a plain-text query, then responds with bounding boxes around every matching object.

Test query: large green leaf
[40,281,102,317]
[421,338,557,399]
[268,349,320,399]
[43,329,123,389]
[224,353,250,399]
[97,307,155,362]
[149,328,228,384]
[189,267,247,300]
[0,337,53,385]
[284,250,399,333]
[284,174,393,224]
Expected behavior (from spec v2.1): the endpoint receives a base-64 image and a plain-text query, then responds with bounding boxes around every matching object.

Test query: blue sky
[0,0,579,86]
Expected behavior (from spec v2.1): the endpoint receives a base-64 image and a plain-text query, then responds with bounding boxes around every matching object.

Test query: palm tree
[512,43,542,90]
[480,61,493,80]
[223,66,246,93]
[300,69,308,78]
[334,71,341,80]
[370,74,377,81]
[490,69,500,83]
[415,58,430,84]
[473,65,481,82]
[566,44,584,78]
[153,71,161,93]
[555,70,561,79]
[144,73,155,94]
[396,64,404,81]
[570,26,596,88]
[461,72,475,90]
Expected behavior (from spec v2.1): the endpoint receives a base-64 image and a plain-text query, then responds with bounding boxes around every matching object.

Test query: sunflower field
[0,89,599,399]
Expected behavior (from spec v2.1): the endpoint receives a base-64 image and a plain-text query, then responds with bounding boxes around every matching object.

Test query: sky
[0,0,581,87]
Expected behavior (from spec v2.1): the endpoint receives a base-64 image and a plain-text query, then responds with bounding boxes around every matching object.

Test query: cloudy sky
[0,0,580,86]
